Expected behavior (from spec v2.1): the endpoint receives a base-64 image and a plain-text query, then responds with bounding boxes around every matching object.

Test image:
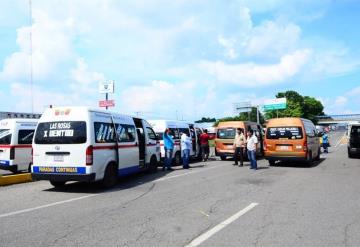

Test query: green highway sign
[263,98,287,111]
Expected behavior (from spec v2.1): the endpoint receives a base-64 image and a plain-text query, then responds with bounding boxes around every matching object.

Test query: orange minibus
[264,117,320,166]
[215,121,264,160]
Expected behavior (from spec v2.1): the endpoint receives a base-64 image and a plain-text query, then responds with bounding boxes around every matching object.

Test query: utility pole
[29,0,34,113]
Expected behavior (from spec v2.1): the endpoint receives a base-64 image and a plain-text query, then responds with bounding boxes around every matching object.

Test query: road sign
[263,98,287,111]
[99,80,114,94]
[233,102,252,114]
[99,100,115,108]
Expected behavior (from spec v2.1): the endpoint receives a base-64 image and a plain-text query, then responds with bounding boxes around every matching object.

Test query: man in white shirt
[246,129,258,170]
[181,132,192,169]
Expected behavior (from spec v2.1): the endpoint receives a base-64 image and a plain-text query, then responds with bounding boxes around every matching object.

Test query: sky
[0,0,359,121]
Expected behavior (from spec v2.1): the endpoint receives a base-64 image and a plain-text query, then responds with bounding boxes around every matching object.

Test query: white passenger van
[32,107,160,188]
[0,118,38,173]
[148,120,202,165]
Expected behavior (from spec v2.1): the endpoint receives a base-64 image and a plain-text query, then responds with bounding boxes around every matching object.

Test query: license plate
[278,146,289,151]
[54,155,64,162]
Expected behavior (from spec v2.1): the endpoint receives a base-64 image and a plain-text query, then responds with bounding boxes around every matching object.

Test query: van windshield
[217,128,236,139]
[266,127,303,140]
[34,121,87,144]
[0,129,11,144]
[350,126,360,137]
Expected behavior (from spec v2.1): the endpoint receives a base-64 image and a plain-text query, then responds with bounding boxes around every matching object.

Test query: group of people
[162,128,211,171]
[233,128,259,170]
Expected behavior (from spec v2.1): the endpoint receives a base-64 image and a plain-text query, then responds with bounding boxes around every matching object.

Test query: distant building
[0,111,41,120]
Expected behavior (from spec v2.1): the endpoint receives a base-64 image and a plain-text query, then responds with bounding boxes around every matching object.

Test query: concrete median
[0,173,32,186]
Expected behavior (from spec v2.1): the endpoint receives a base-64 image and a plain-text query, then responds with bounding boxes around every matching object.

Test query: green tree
[265,90,324,123]
[215,107,265,126]
[195,117,217,123]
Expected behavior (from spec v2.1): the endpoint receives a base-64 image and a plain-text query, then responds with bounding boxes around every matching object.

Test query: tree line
[196,90,324,126]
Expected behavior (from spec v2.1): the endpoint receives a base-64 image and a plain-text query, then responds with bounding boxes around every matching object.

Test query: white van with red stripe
[0,118,38,173]
[148,120,203,165]
[32,107,160,188]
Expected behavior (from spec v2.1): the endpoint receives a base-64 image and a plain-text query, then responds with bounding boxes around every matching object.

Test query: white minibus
[32,107,160,188]
[148,120,202,165]
[0,118,38,173]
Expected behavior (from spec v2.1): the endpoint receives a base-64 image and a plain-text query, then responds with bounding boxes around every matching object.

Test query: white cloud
[1,10,75,80]
[308,48,360,77]
[334,96,348,106]
[69,58,105,94]
[201,49,311,87]
[245,21,301,57]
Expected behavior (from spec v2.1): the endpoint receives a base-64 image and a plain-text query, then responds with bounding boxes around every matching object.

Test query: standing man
[181,132,192,169]
[322,131,329,153]
[163,128,174,171]
[199,129,210,161]
[246,129,258,170]
[233,128,245,166]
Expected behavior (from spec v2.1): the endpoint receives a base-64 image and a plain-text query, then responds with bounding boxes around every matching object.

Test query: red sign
[99,100,115,108]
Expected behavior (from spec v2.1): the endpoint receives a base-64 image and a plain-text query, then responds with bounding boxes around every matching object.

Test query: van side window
[146,127,157,140]
[179,128,190,136]
[94,122,115,143]
[0,129,11,144]
[169,128,179,139]
[18,129,34,144]
[116,124,136,142]
[304,122,315,137]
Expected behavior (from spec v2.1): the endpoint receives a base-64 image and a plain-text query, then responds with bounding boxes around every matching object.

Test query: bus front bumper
[32,173,96,182]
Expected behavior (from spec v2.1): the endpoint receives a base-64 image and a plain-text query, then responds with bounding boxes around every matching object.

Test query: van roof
[217,121,257,128]
[148,119,190,132]
[39,106,136,122]
[0,118,38,129]
[267,117,311,127]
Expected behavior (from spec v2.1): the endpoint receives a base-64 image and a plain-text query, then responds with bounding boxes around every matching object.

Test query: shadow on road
[42,161,211,194]
[270,158,326,169]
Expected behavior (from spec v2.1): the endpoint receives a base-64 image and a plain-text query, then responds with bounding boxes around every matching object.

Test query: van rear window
[0,129,11,144]
[34,121,86,144]
[217,128,236,139]
[266,127,303,140]
[350,126,360,137]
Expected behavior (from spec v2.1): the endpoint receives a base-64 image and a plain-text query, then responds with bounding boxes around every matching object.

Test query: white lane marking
[0,164,227,218]
[0,194,97,219]
[154,164,226,182]
[185,203,259,247]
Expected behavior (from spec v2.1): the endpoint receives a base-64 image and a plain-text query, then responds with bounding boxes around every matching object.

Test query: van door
[0,128,12,166]
[133,118,146,168]
[144,123,158,162]
[33,121,88,173]
[16,129,34,170]
[115,123,140,171]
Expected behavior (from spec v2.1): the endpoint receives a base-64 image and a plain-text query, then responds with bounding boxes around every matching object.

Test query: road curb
[0,173,32,186]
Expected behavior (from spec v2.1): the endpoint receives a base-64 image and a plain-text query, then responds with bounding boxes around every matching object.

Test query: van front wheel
[148,156,158,173]
[50,181,66,188]
[102,163,118,188]
[174,152,181,166]
[220,156,227,161]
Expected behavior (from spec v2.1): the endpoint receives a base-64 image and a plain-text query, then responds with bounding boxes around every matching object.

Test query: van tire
[268,160,276,166]
[148,156,158,173]
[102,163,118,188]
[306,151,313,167]
[28,163,32,173]
[220,156,227,161]
[174,152,181,166]
[315,148,321,161]
[50,181,66,188]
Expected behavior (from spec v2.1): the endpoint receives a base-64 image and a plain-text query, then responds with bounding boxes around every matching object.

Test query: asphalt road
[1,130,359,247]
